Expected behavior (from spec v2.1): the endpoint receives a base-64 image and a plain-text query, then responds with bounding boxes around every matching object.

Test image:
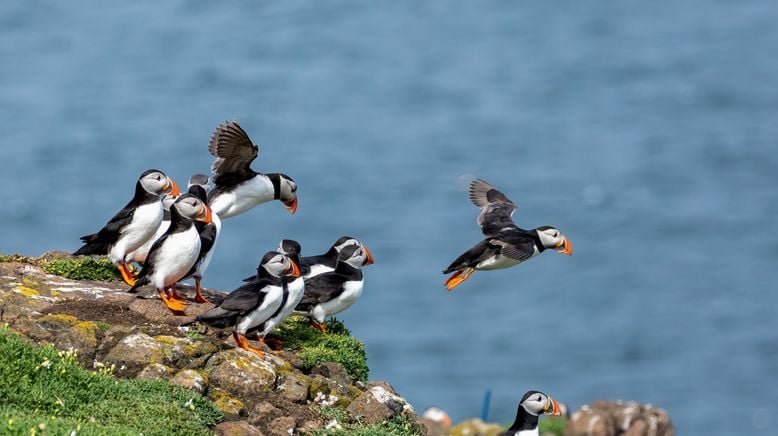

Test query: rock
[299,420,323,433]
[450,418,504,436]
[268,416,296,436]
[36,313,79,332]
[209,387,247,421]
[53,321,98,366]
[276,372,310,404]
[213,420,264,436]
[566,401,674,436]
[347,384,415,424]
[307,374,332,398]
[248,401,283,427]
[152,334,219,367]
[208,349,277,407]
[310,362,352,386]
[170,369,208,394]
[135,363,173,381]
[104,333,165,377]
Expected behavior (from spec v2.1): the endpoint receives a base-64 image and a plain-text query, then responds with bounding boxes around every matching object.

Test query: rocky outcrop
[565,401,674,436]
[0,254,417,434]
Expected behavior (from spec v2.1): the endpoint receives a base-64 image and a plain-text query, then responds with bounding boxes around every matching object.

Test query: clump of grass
[0,254,32,263]
[41,257,121,281]
[311,413,419,436]
[274,316,368,382]
[539,416,567,436]
[0,326,222,434]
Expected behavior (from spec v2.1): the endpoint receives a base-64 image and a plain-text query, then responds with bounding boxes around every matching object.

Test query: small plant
[539,416,567,436]
[41,257,121,281]
[274,316,368,381]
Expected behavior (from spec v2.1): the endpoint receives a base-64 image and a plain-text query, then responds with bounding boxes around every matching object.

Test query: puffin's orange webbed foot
[159,291,187,313]
[118,264,137,287]
[194,278,209,304]
[234,332,266,359]
[444,268,474,291]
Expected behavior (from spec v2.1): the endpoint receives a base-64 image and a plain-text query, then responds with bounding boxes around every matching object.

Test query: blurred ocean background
[2,1,777,434]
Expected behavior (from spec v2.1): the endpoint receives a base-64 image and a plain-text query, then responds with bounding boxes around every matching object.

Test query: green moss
[0,254,32,263]
[539,417,567,436]
[94,321,111,332]
[41,257,121,282]
[274,316,368,382]
[311,414,420,436]
[0,326,223,434]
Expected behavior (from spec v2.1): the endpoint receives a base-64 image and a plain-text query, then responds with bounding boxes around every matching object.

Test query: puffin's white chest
[209,176,273,218]
[127,217,170,263]
[515,428,538,436]
[150,227,201,288]
[305,264,334,279]
[315,280,363,320]
[110,202,163,263]
[236,285,284,334]
[476,246,539,271]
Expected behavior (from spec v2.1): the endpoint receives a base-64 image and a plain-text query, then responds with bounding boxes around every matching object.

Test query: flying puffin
[242,236,368,282]
[499,390,561,436]
[180,174,222,304]
[196,251,301,358]
[443,179,572,291]
[294,244,374,332]
[206,121,298,219]
[246,240,306,347]
[74,169,180,286]
[128,193,213,313]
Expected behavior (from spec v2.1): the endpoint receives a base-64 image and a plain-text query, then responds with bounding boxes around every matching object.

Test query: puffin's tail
[73,233,108,256]
[196,307,240,328]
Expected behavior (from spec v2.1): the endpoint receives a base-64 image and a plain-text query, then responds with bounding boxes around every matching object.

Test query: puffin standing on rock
[206,121,298,219]
[294,244,374,332]
[180,174,222,304]
[499,390,561,436]
[443,179,572,291]
[128,193,213,313]
[196,251,300,358]
[74,169,180,286]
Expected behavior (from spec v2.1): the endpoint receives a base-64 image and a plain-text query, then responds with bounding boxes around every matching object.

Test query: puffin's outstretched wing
[208,121,259,185]
[468,179,518,236]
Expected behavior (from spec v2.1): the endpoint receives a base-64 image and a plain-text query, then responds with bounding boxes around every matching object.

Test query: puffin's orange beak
[547,397,562,416]
[288,259,301,277]
[166,178,181,197]
[556,237,573,256]
[362,246,374,266]
[197,205,213,224]
[284,197,298,214]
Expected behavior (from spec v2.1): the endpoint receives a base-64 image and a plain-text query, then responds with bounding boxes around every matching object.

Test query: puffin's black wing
[296,273,346,311]
[218,280,271,314]
[74,200,137,255]
[468,179,519,236]
[184,222,217,278]
[493,233,537,261]
[208,121,259,186]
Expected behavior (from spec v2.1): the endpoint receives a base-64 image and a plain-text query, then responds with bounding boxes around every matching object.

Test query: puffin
[241,236,369,282]
[294,244,374,332]
[499,390,561,436]
[74,169,180,286]
[443,179,572,291]
[196,251,301,358]
[246,240,306,347]
[206,121,298,219]
[128,193,213,313]
[180,174,222,303]
[125,191,178,268]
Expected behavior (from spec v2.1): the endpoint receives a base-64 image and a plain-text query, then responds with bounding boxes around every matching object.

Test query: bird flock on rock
[73,120,571,423]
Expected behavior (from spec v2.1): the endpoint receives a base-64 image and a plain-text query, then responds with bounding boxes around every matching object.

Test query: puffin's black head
[188,173,210,188]
[337,243,374,268]
[187,185,208,203]
[138,169,180,197]
[518,390,561,417]
[172,193,212,224]
[278,239,301,256]
[535,226,573,256]
[331,236,374,266]
[268,173,298,214]
[259,251,300,278]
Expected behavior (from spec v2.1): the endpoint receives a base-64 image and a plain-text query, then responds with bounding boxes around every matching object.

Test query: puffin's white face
[520,391,559,416]
[341,244,375,268]
[140,170,179,197]
[279,175,298,214]
[334,238,360,252]
[537,227,573,255]
[173,194,213,223]
[262,253,300,278]
[161,193,177,211]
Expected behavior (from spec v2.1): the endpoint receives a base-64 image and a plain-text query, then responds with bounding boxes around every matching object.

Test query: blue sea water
[2,1,778,434]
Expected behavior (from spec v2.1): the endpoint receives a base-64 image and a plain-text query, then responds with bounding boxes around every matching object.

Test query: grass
[0,253,122,282]
[312,407,420,436]
[0,326,222,435]
[274,316,369,382]
[539,416,567,436]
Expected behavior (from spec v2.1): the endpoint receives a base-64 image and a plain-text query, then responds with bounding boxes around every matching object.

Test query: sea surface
[2,1,778,434]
